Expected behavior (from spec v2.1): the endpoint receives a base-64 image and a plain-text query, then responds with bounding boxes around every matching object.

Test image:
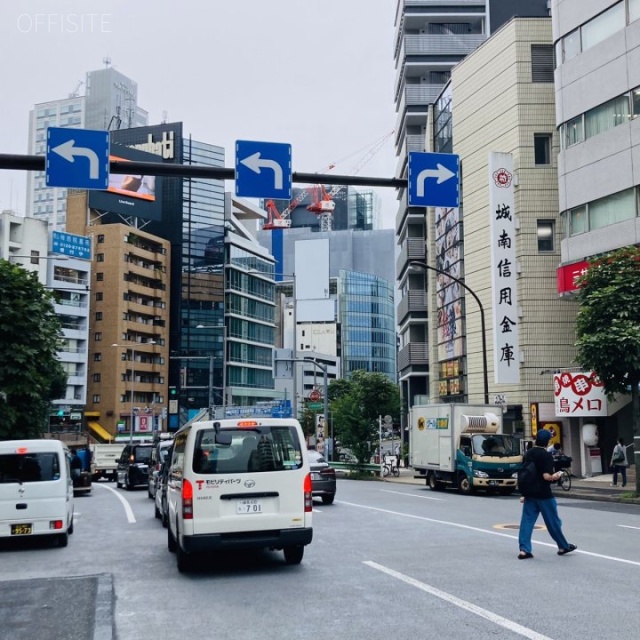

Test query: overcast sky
[0,0,400,227]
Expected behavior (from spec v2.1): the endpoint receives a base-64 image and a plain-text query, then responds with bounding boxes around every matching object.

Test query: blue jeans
[519,496,570,554]
[612,465,627,486]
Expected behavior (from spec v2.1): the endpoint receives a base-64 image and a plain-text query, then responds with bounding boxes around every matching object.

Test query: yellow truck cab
[166,417,313,572]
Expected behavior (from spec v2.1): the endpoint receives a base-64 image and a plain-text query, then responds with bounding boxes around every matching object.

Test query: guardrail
[329,461,382,474]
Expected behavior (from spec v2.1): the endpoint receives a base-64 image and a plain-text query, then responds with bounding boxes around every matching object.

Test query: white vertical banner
[488,152,520,384]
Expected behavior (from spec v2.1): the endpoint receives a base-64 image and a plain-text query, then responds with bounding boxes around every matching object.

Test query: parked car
[308,450,336,505]
[154,447,172,527]
[148,439,173,500]
[116,443,153,490]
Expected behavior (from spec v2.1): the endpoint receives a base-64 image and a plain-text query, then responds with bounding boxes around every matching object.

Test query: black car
[154,446,172,527]
[116,443,153,490]
[308,450,336,505]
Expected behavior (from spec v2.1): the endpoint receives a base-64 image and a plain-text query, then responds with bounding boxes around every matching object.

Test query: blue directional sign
[408,151,460,208]
[46,127,110,190]
[235,140,292,200]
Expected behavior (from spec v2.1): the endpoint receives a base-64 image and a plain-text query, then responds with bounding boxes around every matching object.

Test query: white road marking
[380,489,445,501]
[93,483,136,523]
[340,500,640,567]
[365,561,556,640]
[618,524,640,531]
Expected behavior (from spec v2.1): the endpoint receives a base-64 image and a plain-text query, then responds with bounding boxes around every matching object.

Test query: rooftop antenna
[69,80,84,98]
[103,55,111,68]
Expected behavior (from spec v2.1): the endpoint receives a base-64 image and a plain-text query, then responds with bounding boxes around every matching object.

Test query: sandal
[518,552,534,559]
[557,544,577,556]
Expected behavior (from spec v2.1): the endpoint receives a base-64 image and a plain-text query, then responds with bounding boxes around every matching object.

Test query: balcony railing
[404,33,486,56]
[398,342,429,370]
[396,237,426,273]
[397,290,428,323]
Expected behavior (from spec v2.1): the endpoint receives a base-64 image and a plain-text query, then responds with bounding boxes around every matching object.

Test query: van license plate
[237,499,262,514]
[11,524,32,535]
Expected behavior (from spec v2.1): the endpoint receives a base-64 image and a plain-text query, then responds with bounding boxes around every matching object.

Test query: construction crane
[306,130,395,231]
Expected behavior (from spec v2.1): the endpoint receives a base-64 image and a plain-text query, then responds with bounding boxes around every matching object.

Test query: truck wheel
[428,473,445,491]
[168,524,177,552]
[283,545,304,565]
[457,474,475,495]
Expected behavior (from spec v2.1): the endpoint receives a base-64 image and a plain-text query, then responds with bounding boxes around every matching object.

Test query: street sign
[307,402,323,411]
[408,151,459,208]
[235,140,292,200]
[308,390,321,402]
[46,127,110,189]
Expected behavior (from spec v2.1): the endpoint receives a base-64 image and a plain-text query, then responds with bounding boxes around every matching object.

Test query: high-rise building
[394,0,550,424]
[552,0,639,462]
[25,64,148,228]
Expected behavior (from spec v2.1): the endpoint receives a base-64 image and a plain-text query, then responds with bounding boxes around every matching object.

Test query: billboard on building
[88,144,163,220]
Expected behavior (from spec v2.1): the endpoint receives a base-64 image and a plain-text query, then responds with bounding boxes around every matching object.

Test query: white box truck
[90,443,125,481]
[410,404,522,495]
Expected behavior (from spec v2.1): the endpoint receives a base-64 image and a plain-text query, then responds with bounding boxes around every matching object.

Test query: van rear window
[0,453,61,483]
[193,426,304,474]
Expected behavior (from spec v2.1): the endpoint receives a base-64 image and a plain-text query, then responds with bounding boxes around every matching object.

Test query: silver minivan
[166,418,313,572]
[0,439,74,546]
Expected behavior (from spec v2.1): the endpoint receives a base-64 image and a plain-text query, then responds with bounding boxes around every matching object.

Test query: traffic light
[169,386,177,398]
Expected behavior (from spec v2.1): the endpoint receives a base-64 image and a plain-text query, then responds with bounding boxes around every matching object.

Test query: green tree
[575,247,640,493]
[330,370,400,465]
[0,260,67,440]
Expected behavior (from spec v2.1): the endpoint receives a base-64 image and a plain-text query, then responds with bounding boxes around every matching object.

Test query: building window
[631,0,640,23]
[537,220,555,252]
[581,2,624,51]
[569,207,588,236]
[93,373,101,382]
[531,45,554,82]
[96,253,104,262]
[585,95,630,138]
[96,273,104,281]
[95,312,103,321]
[94,332,102,341]
[94,353,102,362]
[633,89,640,118]
[95,292,103,301]
[92,394,100,403]
[589,188,636,230]
[564,115,584,148]
[534,134,552,165]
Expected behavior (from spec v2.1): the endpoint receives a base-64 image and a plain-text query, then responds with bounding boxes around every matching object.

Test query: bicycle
[382,455,400,478]
[554,455,572,491]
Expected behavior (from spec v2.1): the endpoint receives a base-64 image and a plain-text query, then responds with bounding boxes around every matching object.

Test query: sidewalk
[382,466,640,504]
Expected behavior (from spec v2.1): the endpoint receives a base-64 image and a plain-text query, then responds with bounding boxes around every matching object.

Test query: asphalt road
[2,479,640,639]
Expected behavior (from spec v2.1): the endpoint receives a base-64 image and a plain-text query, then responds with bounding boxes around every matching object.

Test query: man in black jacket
[518,429,577,559]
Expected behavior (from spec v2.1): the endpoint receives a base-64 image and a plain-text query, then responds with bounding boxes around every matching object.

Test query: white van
[166,418,313,572]
[0,439,74,547]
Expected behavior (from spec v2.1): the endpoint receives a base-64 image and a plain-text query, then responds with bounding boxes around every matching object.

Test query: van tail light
[304,473,313,512]
[49,520,64,530]
[182,478,193,520]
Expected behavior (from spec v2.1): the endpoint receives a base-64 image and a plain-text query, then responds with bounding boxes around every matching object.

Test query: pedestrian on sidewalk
[517,429,577,560]
[610,438,628,487]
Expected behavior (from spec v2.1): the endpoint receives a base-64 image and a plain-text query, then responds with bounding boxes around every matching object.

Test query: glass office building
[338,270,396,382]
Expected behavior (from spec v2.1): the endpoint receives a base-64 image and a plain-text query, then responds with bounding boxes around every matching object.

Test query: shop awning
[88,421,114,443]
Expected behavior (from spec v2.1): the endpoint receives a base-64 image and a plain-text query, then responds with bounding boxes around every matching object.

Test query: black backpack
[517,456,541,497]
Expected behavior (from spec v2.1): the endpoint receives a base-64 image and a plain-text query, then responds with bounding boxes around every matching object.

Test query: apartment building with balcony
[66,195,170,438]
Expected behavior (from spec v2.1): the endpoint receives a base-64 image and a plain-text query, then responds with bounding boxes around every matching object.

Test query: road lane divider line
[341,500,640,567]
[93,483,137,523]
[380,489,445,501]
[364,561,556,640]
[618,525,640,531]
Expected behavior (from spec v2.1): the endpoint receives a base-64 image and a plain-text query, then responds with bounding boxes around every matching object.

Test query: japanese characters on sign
[488,152,520,384]
[554,371,608,417]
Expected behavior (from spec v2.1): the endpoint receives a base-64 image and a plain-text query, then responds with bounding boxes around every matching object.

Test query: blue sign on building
[235,140,292,200]
[408,152,460,208]
[46,127,110,190]
[51,231,92,260]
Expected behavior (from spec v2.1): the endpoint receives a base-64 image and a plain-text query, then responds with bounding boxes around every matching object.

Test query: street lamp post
[195,324,227,416]
[409,260,489,405]
[303,357,329,458]
[112,340,156,444]
[276,272,298,419]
